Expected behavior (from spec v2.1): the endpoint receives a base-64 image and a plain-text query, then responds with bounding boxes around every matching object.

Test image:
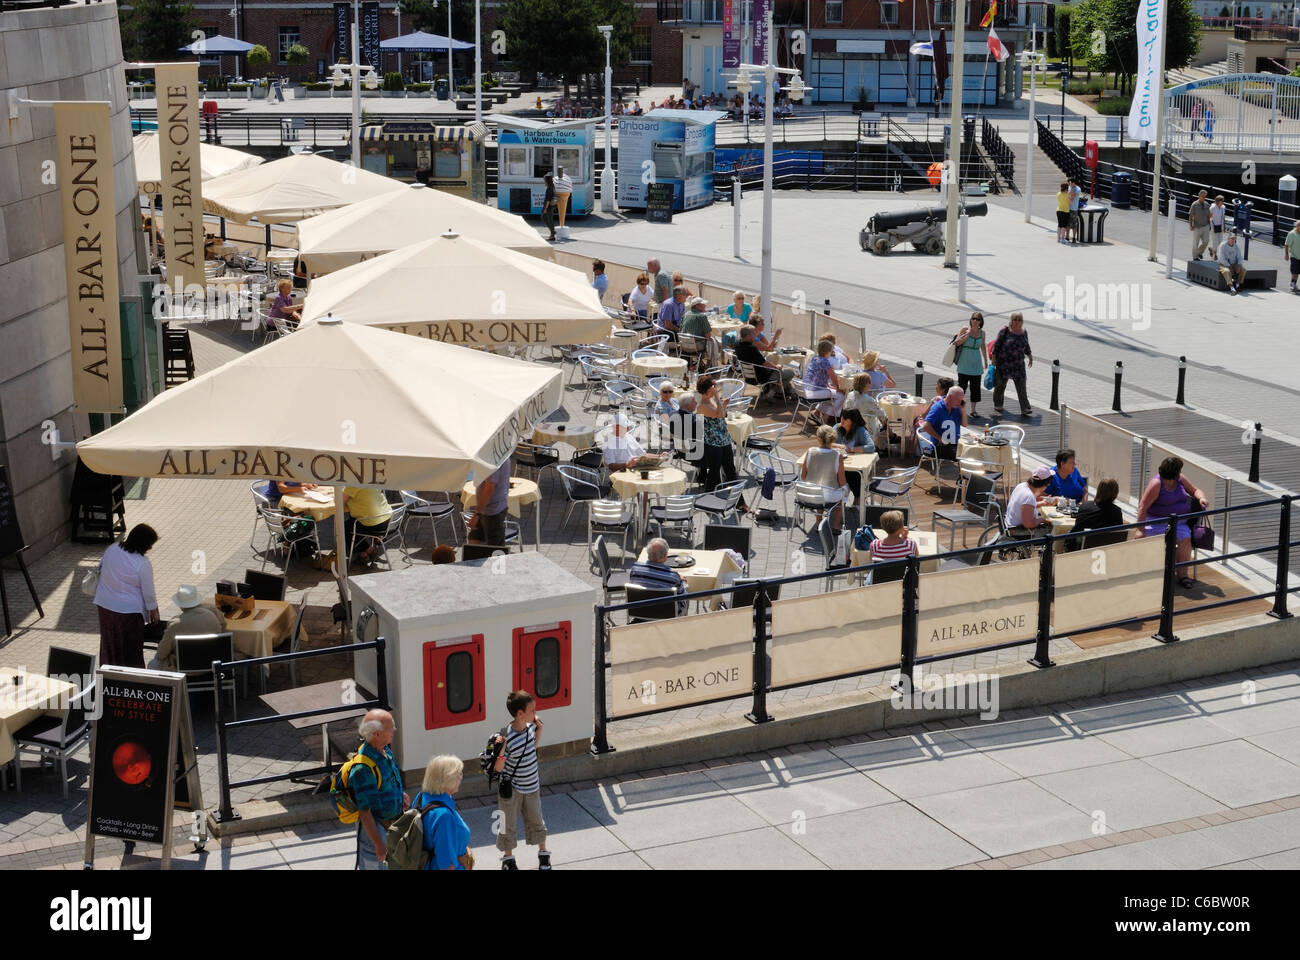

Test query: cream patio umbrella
[132,132,263,195]
[200,152,407,224]
[77,318,562,599]
[299,231,610,347]
[297,184,553,274]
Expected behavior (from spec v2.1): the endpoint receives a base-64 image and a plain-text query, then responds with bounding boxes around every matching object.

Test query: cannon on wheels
[859,199,988,255]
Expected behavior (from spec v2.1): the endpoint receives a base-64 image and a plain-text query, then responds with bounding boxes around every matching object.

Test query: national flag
[986,27,1009,62]
[980,1,997,29]
[909,41,934,57]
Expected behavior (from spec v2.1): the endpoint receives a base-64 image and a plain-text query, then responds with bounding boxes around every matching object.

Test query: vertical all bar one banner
[53,102,123,413]
[154,63,203,303]
[1128,0,1165,141]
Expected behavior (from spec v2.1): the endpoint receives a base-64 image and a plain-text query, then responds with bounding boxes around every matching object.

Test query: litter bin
[963,114,975,143]
[435,78,449,100]
[1111,171,1132,210]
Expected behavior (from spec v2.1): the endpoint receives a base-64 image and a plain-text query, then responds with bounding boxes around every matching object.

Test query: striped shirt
[629,560,685,593]
[869,536,918,562]
[501,723,541,795]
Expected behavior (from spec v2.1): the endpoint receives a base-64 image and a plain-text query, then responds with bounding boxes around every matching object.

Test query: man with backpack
[348,709,408,869]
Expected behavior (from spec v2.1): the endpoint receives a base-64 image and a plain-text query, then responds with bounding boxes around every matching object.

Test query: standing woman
[696,375,739,494]
[93,524,160,668]
[990,311,1034,417]
[540,173,557,241]
[413,755,474,871]
[953,312,989,420]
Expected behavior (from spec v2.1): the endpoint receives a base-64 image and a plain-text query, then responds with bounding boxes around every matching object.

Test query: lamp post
[943,0,967,268]
[446,0,454,98]
[598,25,615,212]
[351,0,361,168]
[736,9,810,322]
[475,0,482,122]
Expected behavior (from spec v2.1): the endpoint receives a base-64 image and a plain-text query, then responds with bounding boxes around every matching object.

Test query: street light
[736,8,810,321]
[598,25,615,213]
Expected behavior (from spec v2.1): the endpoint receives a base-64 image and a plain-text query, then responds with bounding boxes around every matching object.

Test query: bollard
[914,361,925,397]
[1111,361,1123,413]
[824,298,832,316]
[1049,359,1061,411]
[732,178,742,259]
[1268,496,1293,620]
[1249,422,1262,483]
[1176,356,1187,406]
[1152,517,1181,643]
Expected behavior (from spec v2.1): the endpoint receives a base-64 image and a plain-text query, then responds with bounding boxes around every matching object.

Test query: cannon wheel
[873,237,892,255]
[924,237,944,255]
[860,234,871,252]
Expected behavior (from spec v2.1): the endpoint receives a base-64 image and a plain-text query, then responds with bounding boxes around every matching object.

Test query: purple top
[992,328,1032,379]
[806,355,837,391]
[269,292,296,320]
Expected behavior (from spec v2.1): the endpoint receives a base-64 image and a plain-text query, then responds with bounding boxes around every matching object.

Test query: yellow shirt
[1057,191,1071,213]
[343,487,393,526]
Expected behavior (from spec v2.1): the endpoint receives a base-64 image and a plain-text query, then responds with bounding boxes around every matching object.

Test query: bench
[1186,259,1277,291]
[454,96,474,110]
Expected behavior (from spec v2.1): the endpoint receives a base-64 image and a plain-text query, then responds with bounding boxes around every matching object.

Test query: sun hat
[1031,466,1053,481]
[173,584,202,609]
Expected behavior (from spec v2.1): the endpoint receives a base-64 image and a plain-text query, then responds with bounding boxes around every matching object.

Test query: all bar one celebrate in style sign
[53,101,122,413]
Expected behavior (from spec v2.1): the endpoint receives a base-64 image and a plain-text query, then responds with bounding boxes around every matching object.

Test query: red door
[512,622,571,710]
[423,635,485,729]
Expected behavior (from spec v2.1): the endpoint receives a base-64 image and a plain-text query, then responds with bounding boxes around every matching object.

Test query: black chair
[281,596,310,688]
[858,505,909,529]
[244,569,287,602]
[728,578,782,609]
[12,647,96,799]
[869,559,907,584]
[175,633,238,718]
[702,523,752,558]
[594,535,629,604]
[931,473,999,549]
[1078,526,1131,552]
[818,516,851,592]
[462,543,511,561]
[514,442,561,482]
[624,584,680,623]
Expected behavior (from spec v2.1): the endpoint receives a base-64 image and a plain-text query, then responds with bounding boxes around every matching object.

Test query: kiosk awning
[357,124,483,143]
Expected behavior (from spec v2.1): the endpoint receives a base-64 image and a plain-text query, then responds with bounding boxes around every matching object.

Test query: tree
[1054,8,1072,72]
[246,44,271,78]
[119,0,198,63]
[1069,0,1200,96]
[399,0,477,38]
[285,43,311,67]
[501,0,636,95]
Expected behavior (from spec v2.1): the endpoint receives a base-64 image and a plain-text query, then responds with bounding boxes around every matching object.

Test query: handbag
[80,563,101,598]
[983,362,996,391]
[941,335,958,368]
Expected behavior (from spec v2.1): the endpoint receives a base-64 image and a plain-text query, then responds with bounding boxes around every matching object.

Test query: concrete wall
[1195,28,1232,67]
[0,1,142,560]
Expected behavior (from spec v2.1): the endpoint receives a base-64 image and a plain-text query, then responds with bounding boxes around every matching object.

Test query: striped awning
[357,124,479,143]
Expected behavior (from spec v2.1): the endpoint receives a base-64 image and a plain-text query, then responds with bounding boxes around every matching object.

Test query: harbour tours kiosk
[490,115,597,218]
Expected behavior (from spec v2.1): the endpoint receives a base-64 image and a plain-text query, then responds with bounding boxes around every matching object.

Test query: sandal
[1178,576,1197,589]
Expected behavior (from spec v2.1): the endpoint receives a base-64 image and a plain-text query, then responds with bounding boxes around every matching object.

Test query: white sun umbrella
[132,132,263,195]
[297,184,553,274]
[299,231,610,347]
[201,152,407,224]
[77,318,561,601]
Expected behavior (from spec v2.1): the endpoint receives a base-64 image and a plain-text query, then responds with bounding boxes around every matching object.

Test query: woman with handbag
[990,312,1033,417]
[540,173,557,241]
[949,312,989,420]
[1134,456,1210,589]
[91,523,160,668]
[412,755,474,870]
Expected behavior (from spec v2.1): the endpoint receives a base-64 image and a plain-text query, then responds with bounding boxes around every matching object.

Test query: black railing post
[1111,361,1123,413]
[896,556,920,691]
[1050,359,1061,411]
[212,658,239,822]
[591,606,613,754]
[1176,356,1187,405]
[374,636,389,708]
[1029,536,1056,667]
[1249,423,1262,483]
[914,361,925,397]
[1268,496,1293,620]
[1153,517,1181,643]
[745,586,773,724]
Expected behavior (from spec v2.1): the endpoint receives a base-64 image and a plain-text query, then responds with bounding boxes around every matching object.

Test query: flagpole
[944,1,967,268]
[1025,25,1037,223]
[1146,0,1169,262]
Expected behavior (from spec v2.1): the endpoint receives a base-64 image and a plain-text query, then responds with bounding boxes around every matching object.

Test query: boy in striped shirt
[493,690,550,870]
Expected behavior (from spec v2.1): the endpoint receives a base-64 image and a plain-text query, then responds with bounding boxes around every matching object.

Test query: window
[422,635,484,729]
[433,143,462,177]
[934,1,954,24]
[504,146,528,178]
[881,2,900,24]
[826,0,844,24]
[513,623,572,711]
[556,147,582,179]
[533,148,554,179]
[278,26,300,65]
[444,651,474,713]
[533,637,560,699]
[630,25,653,63]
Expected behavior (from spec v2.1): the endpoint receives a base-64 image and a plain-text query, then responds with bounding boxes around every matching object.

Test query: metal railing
[211,636,389,821]
[592,496,1298,753]
[981,117,1015,185]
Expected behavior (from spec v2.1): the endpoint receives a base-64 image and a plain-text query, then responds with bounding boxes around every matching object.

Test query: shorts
[1290,256,1300,277]
[1056,211,1070,229]
[497,788,547,850]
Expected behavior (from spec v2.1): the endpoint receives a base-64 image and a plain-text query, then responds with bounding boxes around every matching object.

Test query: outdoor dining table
[610,467,688,535]
[877,394,930,453]
[608,327,640,363]
[724,412,754,446]
[533,421,596,450]
[850,529,941,574]
[957,434,1016,474]
[634,546,742,609]
[834,367,865,392]
[630,355,688,381]
[0,669,75,767]
[795,450,880,490]
[260,680,367,777]
[709,318,745,340]
[1038,503,1079,550]
[766,347,813,371]
[280,486,336,521]
[221,597,297,659]
[460,476,542,548]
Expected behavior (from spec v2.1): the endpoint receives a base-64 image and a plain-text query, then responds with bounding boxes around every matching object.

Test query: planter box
[381,90,403,98]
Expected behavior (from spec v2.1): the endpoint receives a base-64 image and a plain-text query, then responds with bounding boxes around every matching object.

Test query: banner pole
[1146,0,1169,262]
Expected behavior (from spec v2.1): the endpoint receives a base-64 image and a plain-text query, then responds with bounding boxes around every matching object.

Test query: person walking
[1188,190,1211,261]
[951,312,989,420]
[92,523,160,669]
[1055,182,1071,243]
[540,173,556,241]
[351,709,409,870]
[1209,194,1227,251]
[412,755,473,870]
[990,312,1033,417]
[1284,219,1300,293]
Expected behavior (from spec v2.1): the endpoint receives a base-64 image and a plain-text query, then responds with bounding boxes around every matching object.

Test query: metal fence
[593,496,1298,752]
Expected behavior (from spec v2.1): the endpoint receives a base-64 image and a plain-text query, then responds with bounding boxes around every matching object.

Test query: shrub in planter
[1096,97,1132,115]
[204,75,228,92]
[246,44,271,76]
[407,83,431,94]
[286,43,310,69]
[229,83,251,92]
[383,72,404,92]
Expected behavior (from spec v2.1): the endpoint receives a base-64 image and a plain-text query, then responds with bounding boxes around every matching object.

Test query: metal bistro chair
[791,378,830,434]
[693,479,748,533]
[588,498,635,557]
[648,494,697,545]
[631,347,668,362]
[175,633,238,718]
[257,504,321,571]
[790,481,842,541]
[932,473,1002,549]
[817,516,852,592]
[243,569,287,601]
[868,466,920,517]
[593,535,630,605]
[514,442,561,483]
[401,490,461,549]
[249,480,275,549]
[638,334,669,353]
[746,450,798,516]
[557,465,610,530]
[624,584,681,624]
[916,430,963,500]
[282,596,310,688]
[745,419,789,454]
[349,502,408,569]
[11,647,95,799]
[728,578,782,610]
[988,424,1025,486]
[740,361,790,405]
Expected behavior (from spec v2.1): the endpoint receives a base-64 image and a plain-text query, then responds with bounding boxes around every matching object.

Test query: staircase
[1008,141,1065,193]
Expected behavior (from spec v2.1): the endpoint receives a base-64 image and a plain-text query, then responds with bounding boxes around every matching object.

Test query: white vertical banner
[155,63,203,300]
[1127,0,1166,141]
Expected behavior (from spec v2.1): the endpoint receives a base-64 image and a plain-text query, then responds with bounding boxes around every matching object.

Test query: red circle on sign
[112,741,152,786]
